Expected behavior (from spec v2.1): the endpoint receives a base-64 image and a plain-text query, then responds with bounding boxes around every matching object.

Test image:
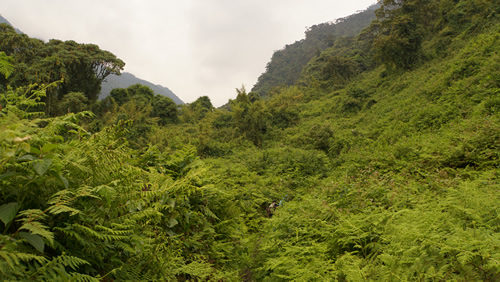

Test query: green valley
[0,0,499,280]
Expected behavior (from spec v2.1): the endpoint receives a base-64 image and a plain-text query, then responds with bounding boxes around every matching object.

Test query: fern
[47,186,98,216]
[0,250,46,271]
[17,209,54,244]
[71,223,129,242]
[0,51,13,79]
[27,255,94,281]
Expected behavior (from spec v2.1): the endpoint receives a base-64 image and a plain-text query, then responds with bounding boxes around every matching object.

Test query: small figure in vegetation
[142,183,151,192]
[266,200,278,217]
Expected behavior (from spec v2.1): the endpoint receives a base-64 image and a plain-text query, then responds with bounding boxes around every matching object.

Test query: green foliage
[0,24,124,115]
[300,38,370,91]
[0,51,13,79]
[151,94,178,125]
[109,87,129,105]
[105,84,178,126]
[181,96,214,122]
[252,5,378,96]
[1,2,499,280]
[369,0,432,69]
[0,87,247,280]
[55,92,88,115]
[230,86,270,147]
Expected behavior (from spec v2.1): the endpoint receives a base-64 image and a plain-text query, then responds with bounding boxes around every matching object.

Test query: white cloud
[2,0,376,106]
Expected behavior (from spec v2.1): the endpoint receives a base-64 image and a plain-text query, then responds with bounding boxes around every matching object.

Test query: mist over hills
[0,14,11,25]
[0,14,22,33]
[100,72,183,104]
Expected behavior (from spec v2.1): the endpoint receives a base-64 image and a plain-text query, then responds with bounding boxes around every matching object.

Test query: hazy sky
[2,0,376,106]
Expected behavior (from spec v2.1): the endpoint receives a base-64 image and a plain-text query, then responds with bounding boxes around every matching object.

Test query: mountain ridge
[100,72,183,104]
[0,14,182,104]
[0,14,23,33]
[251,4,378,96]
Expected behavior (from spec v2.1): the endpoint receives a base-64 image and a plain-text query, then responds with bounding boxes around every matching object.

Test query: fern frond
[0,51,14,78]
[0,250,46,270]
[72,224,129,242]
[124,208,163,221]
[70,272,100,282]
[18,221,54,244]
[54,226,89,247]
[94,225,132,236]
[47,204,81,216]
[17,209,54,244]
[27,254,92,281]
[55,255,90,271]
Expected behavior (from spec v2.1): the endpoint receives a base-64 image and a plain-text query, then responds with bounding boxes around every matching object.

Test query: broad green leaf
[19,232,45,253]
[30,146,40,155]
[0,171,17,180]
[57,173,69,189]
[18,154,36,161]
[167,199,176,208]
[19,142,30,153]
[168,217,178,228]
[33,158,52,176]
[41,143,58,154]
[0,202,19,226]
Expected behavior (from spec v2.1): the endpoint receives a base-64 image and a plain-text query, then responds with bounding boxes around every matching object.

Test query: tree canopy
[0,24,124,115]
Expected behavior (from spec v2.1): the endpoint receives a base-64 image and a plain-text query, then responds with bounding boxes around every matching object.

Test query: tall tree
[370,0,437,69]
[0,24,125,114]
[231,87,269,147]
[151,95,178,125]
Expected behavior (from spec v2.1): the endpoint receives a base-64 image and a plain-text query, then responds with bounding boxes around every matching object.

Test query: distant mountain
[0,14,181,105]
[100,72,183,104]
[251,4,378,96]
[0,14,23,33]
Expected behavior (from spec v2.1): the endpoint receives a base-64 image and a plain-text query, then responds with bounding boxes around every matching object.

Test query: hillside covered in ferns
[0,0,499,280]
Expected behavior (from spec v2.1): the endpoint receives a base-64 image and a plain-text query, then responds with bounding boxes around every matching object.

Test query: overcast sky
[2,0,376,106]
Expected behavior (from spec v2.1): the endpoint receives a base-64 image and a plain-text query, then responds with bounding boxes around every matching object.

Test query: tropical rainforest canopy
[0,0,499,280]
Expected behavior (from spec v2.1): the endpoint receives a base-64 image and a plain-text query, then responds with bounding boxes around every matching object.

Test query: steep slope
[100,72,183,104]
[155,1,500,280]
[251,4,378,97]
[0,14,22,33]
[247,24,500,279]
[1,1,499,280]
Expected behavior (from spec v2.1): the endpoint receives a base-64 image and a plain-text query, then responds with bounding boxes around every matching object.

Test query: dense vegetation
[251,4,378,97]
[1,0,499,280]
[0,23,124,116]
[100,72,183,105]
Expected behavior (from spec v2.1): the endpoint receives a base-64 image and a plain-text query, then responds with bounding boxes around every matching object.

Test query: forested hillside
[1,0,499,280]
[100,72,183,105]
[251,4,378,97]
[0,14,22,34]
[0,15,14,29]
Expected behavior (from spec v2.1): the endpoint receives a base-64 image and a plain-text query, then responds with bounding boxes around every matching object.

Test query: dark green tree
[55,92,88,114]
[231,86,269,146]
[151,95,178,125]
[126,84,155,107]
[178,96,214,123]
[370,0,437,69]
[0,24,125,114]
[110,88,129,105]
